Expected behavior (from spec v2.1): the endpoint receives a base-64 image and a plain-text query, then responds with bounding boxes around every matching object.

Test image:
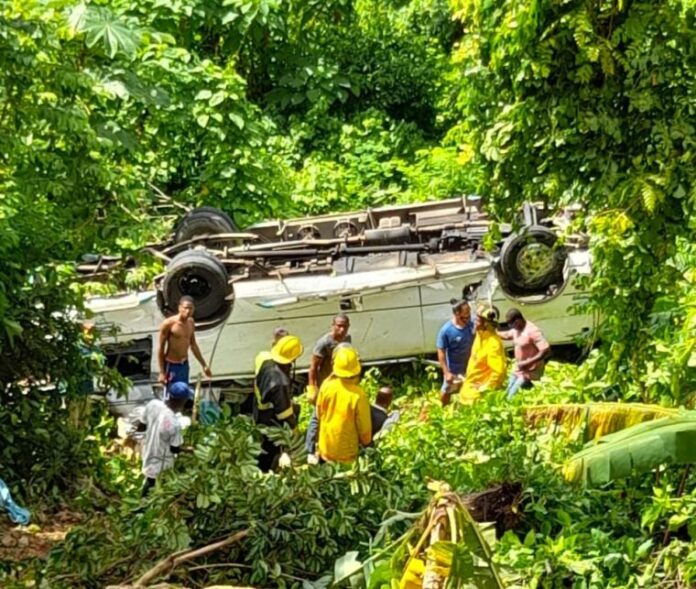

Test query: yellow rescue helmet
[332,345,361,378]
[271,335,304,364]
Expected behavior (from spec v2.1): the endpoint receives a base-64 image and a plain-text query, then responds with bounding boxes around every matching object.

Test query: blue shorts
[165,360,189,400]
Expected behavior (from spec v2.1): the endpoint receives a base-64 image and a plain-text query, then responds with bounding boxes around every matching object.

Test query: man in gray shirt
[305,314,351,456]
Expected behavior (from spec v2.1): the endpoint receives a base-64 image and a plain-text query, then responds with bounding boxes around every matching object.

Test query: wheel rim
[516,242,555,282]
[178,271,213,300]
[334,221,357,238]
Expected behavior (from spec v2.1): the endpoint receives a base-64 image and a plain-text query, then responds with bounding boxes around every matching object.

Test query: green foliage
[564,413,696,485]
[0,0,467,509]
[40,416,394,588]
[450,0,696,399]
[0,369,689,588]
[0,389,106,505]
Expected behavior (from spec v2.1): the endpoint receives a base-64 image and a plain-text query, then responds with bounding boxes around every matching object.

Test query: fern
[640,179,664,214]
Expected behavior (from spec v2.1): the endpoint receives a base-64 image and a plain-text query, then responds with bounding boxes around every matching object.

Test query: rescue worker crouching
[253,335,304,471]
[315,346,372,464]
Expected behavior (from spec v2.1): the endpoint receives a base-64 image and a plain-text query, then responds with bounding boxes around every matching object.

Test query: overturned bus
[83,196,595,415]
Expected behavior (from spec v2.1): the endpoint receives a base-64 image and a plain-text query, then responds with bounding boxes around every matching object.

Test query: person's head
[167,381,193,412]
[271,335,304,369]
[376,386,393,410]
[505,308,525,331]
[330,314,350,343]
[475,305,498,331]
[272,327,289,346]
[450,299,471,325]
[332,345,361,380]
[178,296,195,320]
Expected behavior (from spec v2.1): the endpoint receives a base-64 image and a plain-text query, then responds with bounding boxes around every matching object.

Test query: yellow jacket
[460,328,507,404]
[316,376,372,463]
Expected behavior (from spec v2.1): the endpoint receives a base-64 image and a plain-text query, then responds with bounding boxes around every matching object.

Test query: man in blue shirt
[436,299,475,405]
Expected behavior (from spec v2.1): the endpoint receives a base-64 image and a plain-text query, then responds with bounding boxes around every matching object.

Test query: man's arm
[271,384,297,429]
[435,327,453,383]
[315,384,326,422]
[167,422,184,455]
[308,354,322,387]
[189,326,212,378]
[306,354,322,401]
[135,402,151,433]
[437,348,452,383]
[496,329,513,341]
[517,337,551,369]
[157,319,172,383]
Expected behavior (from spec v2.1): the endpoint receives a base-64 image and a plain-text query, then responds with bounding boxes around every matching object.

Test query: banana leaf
[524,402,680,442]
[563,412,696,485]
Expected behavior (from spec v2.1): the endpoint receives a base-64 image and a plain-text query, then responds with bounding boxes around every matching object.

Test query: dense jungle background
[1,0,695,587]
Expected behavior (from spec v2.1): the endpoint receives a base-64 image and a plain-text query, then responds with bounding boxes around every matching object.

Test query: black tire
[174,207,237,243]
[161,250,229,321]
[499,225,566,293]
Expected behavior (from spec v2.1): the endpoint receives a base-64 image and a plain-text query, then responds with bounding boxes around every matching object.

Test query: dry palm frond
[524,402,680,441]
[398,483,505,589]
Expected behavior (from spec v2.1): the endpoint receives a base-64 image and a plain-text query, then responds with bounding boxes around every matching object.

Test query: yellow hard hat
[271,335,304,364]
[333,345,361,378]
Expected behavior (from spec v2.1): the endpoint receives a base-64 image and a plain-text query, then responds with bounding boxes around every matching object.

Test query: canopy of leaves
[449,0,696,397]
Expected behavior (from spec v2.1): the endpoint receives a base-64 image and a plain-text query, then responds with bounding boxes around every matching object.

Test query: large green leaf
[70,4,140,58]
[563,413,696,485]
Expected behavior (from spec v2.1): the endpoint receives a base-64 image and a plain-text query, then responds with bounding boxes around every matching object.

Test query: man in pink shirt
[498,308,551,399]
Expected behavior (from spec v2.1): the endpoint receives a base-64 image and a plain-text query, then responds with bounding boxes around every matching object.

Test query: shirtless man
[157,296,212,395]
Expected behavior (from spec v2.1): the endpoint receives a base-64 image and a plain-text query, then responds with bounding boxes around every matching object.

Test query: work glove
[307,453,320,466]
[305,384,319,404]
[278,452,292,469]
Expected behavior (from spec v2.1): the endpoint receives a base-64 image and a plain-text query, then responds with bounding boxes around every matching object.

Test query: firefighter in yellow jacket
[315,345,372,463]
[460,306,507,405]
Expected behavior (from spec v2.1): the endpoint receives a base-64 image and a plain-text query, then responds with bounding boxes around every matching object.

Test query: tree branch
[133,528,249,587]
